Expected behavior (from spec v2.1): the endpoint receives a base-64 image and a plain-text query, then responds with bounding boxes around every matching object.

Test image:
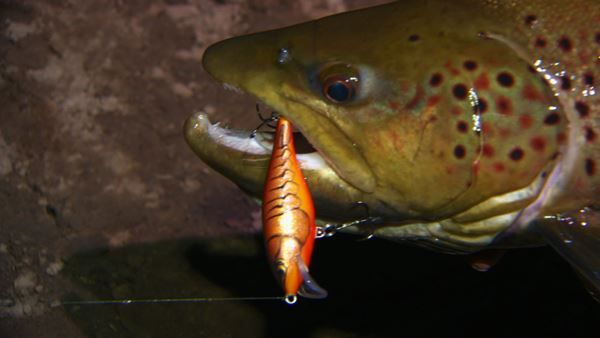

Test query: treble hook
[316,201,383,239]
[250,105,279,138]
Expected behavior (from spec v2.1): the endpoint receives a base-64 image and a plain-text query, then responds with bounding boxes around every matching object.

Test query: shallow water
[62,235,599,338]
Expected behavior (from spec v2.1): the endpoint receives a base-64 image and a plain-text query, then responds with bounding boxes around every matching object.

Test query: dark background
[1,0,597,337]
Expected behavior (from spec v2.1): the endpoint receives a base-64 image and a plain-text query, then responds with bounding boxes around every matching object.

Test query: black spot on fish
[584,72,594,86]
[544,112,560,125]
[429,73,443,87]
[463,60,477,71]
[560,76,572,90]
[477,98,488,113]
[408,34,420,42]
[575,101,590,117]
[454,145,466,159]
[558,36,573,52]
[509,147,524,161]
[524,14,537,27]
[585,158,596,176]
[452,84,468,100]
[457,121,468,133]
[497,72,514,87]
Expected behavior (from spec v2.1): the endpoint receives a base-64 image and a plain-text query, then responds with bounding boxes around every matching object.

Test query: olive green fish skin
[187,0,599,250]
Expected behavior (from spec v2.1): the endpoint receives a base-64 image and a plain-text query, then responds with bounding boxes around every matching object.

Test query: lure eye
[275,261,287,277]
[323,75,356,103]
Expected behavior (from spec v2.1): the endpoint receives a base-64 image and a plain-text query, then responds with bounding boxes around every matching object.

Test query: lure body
[262,117,327,302]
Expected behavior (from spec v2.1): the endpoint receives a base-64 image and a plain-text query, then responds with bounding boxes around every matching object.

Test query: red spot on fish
[444,62,460,76]
[405,85,424,110]
[557,132,567,144]
[388,101,400,110]
[474,73,490,90]
[496,96,513,115]
[578,50,591,64]
[519,114,533,129]
[390,130,403,151]
[509,147,524,161]
[451,106,463,116]
[522,84,543,101]
[427,95,441,107]
[596,32,600,45]
[529,136,546,152]
[585,158,596,176]
[481,122,492,135]
[534,37,547,48]
[499,127,510,138]
[482,144,494,157]
[585,126,596,143]
[492,162,505,172]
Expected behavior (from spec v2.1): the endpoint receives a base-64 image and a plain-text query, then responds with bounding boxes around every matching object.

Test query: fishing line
[53,295,286,307]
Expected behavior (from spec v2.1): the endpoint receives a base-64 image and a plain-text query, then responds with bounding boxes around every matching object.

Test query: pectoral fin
[535,208,600,301]
[297,257,328,299]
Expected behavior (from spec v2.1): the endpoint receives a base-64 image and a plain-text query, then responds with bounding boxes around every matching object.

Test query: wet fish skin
[185,0,600,296]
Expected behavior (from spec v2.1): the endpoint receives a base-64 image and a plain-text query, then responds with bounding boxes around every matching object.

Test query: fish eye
[318,63,360,104]
[323,75,356,103]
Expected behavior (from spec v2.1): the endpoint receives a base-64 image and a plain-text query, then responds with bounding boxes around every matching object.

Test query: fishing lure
[262,116,327,304]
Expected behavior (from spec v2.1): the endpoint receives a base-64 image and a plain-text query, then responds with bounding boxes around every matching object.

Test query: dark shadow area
[62,235,599,338]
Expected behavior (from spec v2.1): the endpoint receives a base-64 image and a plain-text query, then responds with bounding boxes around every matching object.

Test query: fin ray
[536,208,600,301]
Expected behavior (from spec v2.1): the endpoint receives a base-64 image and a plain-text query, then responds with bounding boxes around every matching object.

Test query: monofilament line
[55,296,286,306]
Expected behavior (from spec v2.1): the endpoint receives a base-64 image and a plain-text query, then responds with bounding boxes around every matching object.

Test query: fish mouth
[184,109,328,175]
[184,110,371,221]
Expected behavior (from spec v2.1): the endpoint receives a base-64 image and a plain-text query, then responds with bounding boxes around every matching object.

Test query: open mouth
[189,110,329,172]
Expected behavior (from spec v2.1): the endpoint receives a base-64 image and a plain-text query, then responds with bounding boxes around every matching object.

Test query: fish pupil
[325,81,353,102]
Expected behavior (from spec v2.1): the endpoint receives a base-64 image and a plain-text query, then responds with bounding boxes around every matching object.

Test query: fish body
[185,0,600,298]
[262,117,327,302]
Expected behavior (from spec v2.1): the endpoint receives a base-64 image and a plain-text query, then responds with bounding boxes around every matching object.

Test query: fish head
[188,1,564,224]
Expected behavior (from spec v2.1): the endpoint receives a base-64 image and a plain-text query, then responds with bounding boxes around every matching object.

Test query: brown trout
[184,0,600,298]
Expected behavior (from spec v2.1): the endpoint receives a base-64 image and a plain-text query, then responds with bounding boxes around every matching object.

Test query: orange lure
[262,116,327,304]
